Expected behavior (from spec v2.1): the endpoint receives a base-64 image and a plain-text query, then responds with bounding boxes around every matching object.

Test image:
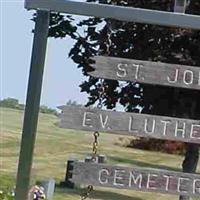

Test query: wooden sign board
[25,0,200,30]
[89,56,200,91]
[58,106,200,144]
[71,162,200,198]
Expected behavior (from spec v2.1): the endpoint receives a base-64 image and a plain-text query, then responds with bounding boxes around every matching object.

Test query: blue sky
[1,0,88,108]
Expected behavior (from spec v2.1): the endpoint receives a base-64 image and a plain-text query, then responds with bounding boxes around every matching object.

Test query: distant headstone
[40,179,55,200]
[85,156,93,163]
[62,160,75,188]
[84,155,107,163]
[98,154,107,163]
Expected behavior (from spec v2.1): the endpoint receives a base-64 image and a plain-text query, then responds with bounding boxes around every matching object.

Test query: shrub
[0,190,14,200]
[126,138,186,155]
[0,98,22,110]
[40,105,57,115]
[0,98,57,115]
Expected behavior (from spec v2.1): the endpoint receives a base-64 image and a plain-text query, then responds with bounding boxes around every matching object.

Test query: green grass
[0,107,199,200]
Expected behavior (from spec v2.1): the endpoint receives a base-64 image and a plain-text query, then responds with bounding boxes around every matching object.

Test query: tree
[66,100,82,107]
[0,98,23,110]
[40,105,57,115]
[47,0,200,199]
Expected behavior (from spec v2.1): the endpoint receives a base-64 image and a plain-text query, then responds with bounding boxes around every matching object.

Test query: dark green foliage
[39,105,57,115]
[0,191,14,200]
[0,175,15,192]
[65,100,83,107]
[0,98,24,110]
[127,138,186,155]
[0,175,15,200]
[48,14,77,39]
[0,98,57,115]
[47,0,200,119]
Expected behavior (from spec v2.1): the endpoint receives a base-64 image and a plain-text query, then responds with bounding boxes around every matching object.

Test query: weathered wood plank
[71,162,200,197]
[25,0,200,30]
[89,56,200,91]
[58,106,200,144]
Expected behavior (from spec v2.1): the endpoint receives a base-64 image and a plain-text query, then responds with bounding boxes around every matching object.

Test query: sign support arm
[15,10,50,200]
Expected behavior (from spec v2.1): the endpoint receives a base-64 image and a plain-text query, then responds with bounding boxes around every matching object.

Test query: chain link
[80,132,99,200]
[80,185,94,200]
[80,9,111,200]
[97,79,104,109]
[92,131,100,161]
[80,77,102,200]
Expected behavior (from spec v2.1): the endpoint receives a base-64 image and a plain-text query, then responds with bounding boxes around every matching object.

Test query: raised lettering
[147,174,158,190]
[82,112,93,128]
[113,170,125,186]
[129,172,142,188]
[99,114,109,129]
[177,177,190,193]
[132,64,141,79]
[190,124,200,139]
[163,175,173,191]
[198,71,200,85]
[175,121,186,138]
[128,116,139,133]
[144,119,156,134]
[99,169,110,184]
[160,120,171,136]
[183,70,194,85]
[117,63,127,78]
[193,179,200,194]
[168,69,178,83]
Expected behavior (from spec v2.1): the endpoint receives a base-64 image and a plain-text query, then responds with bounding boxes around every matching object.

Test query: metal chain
[97,79,104,109]
[80,132,99,200]
[80,68,103,200]
[80,23,109,200]
[92,131,100,161]
[80,185,94,200]
[80,69,102,200]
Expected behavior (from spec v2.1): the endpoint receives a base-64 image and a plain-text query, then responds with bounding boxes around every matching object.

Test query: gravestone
[62,160,75,188]
[85,156,95,163]
[98,154,107,163]
[84,155,107,163]
[40,179,55,200]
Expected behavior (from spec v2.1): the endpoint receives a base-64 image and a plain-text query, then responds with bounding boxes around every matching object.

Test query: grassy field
[0,107,199,200]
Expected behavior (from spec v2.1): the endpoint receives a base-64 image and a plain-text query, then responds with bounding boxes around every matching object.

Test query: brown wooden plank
[71,162,200,197]
[58,106,200,144]
[89,56,200,90]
